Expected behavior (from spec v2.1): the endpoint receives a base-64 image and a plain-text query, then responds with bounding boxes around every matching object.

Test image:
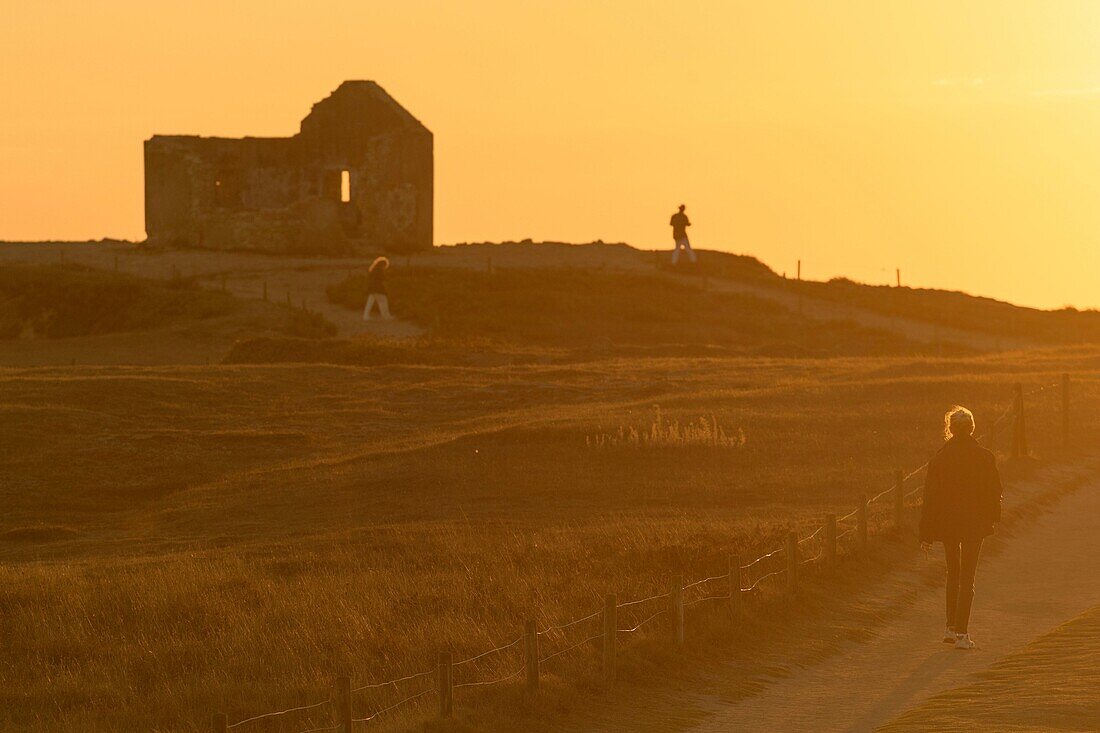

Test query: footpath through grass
[881,605,1100,732]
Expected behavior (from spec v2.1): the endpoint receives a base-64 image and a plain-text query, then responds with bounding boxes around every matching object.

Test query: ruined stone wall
[145,81,433,255]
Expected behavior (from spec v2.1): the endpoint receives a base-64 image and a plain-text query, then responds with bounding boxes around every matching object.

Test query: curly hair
[944,405,976,441]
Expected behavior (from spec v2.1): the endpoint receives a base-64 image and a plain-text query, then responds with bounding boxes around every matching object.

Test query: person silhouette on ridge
[670,204,696,264]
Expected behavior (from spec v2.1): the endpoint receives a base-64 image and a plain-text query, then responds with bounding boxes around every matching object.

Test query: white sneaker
[942,627,956,644]
[954,633,977,650]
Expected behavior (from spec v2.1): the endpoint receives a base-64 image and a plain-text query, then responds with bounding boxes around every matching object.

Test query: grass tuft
[587,407,747,449]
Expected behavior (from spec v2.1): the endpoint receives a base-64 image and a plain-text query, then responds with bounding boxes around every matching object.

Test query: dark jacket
[918,435,1002,543]
[367,266,386,295]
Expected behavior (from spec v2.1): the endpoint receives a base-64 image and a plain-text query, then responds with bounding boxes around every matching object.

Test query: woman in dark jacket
[919,405,1003,650]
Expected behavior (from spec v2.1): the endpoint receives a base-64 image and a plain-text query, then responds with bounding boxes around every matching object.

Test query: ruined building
[144,81,432,254]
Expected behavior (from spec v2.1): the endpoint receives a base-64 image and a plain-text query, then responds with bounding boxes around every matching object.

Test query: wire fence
[211,376,1073,733]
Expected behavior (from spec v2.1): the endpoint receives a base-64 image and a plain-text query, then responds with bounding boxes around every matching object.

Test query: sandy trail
[678,462,1100,733]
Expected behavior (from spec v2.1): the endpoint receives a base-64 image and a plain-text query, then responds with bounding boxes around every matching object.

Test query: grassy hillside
[882,605,1100,732]
[2,349,1098,731]
[0,264,240,339]
[804,277,1100,344]
[327,267,923,356]
[0,263,335,343]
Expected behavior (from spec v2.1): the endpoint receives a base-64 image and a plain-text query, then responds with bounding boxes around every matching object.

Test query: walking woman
[919,406,1003,650]
[362,256,393,321]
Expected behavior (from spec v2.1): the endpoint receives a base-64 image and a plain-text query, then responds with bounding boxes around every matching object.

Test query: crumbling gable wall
[144,81,432,255]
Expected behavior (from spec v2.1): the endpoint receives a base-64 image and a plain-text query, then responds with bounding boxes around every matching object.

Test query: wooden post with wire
[858,494,869,551]
[1062,373,1070,448]
[786,531,798,592]
[212,713,227,733]
[1012,383,1027,458]
[438,652,453,719]
[602,594,617,684]
[670,575,684,647]
[894,468,905,531]
[796,259,804,315]
[524,619,539,692]
[825,514,837,573]
[729,554,743,624]
[336,675,352,733]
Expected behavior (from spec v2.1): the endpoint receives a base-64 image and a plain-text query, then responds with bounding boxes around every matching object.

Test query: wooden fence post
[602,594,617,684]
[670,575,684,647]
[524,619,539,692]
[858,494,869,551]
[729,554,743,624]
[212,713,227,733]
[825,514,837,572]
[1062,373,1070,448]
[1012,383,1027,458]
[336,675,352,733]
[786,531,798,592]
[438,652,453,719]
[894,469,905,530]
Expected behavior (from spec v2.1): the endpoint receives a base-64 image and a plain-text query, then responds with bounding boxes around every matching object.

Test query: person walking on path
[919,405,1003,650]
[362,256,393,320]
[670,204,696,264]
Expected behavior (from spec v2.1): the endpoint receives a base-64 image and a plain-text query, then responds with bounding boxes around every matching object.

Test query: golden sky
[2,1,1099,309]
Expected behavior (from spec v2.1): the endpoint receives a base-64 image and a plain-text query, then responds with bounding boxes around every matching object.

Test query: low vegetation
[0,264,237,338]
[806,277,1100,344]
[0,263,336,342]
[327,267,926,356]
[586,407,746,449]
[2,349,1098,731]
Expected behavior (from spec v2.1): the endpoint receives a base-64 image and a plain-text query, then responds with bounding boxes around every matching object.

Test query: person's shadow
[842,648,966,732]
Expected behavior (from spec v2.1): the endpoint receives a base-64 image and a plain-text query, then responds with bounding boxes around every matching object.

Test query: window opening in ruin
[340,170,351,202]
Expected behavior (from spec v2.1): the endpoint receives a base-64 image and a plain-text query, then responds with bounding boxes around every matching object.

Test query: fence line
[212,376,1072,732]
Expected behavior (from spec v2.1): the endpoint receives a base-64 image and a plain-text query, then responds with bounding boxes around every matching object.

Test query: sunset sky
[3,1,1099,309]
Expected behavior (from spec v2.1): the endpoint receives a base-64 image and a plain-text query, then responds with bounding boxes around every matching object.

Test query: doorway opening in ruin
[340,170,351,203]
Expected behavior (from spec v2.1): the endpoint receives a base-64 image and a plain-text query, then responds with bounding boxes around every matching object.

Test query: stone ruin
[144,81,432,255]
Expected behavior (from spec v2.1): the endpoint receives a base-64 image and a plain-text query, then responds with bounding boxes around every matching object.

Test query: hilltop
[0,239,1096,366]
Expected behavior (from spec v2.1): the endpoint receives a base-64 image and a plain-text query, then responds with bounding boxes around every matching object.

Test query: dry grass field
[881,605,1100,732]
[3,243,1100,731]
[3,345,1099,732]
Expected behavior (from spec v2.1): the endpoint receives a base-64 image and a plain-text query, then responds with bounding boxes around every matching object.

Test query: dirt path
[678,462,1100,732]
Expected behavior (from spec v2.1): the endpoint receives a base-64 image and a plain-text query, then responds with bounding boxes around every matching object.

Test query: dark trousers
[944,539,983,633]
